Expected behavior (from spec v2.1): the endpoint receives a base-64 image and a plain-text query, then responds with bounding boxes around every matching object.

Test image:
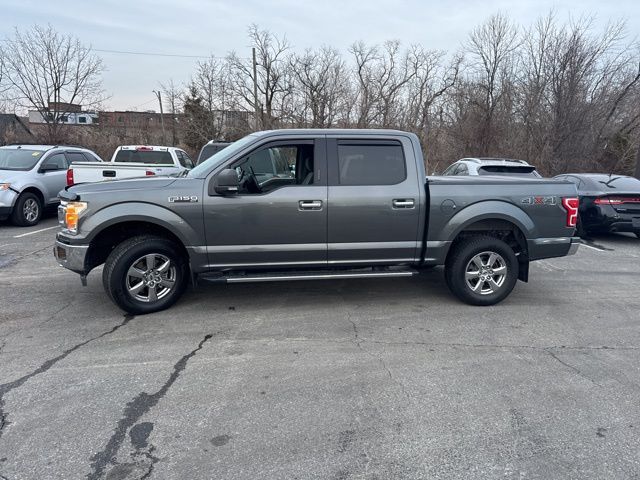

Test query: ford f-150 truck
[53,129,581,314]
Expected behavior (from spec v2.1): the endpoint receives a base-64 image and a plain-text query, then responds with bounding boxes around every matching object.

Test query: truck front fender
[80,202,199,246]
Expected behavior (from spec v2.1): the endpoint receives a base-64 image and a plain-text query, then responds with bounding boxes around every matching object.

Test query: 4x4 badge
[521,196,556,205]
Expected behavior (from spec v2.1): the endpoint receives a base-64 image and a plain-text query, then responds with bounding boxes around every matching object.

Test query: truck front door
[326,136,422,265]
[203,138,328,269]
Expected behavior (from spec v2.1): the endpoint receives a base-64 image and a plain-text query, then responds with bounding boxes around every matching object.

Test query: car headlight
[0,183,11,191]
[65,201,88,234]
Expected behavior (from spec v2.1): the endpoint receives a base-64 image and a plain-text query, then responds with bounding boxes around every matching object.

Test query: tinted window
[0,149,46,171]
[66,152,91,164]
[42,153,67,170]
[442,164,458,176]
[176,151,194,169]
[589,176,640,190]
[114,150,173,165]
[478,166,539,177]
[337,143,405,185]
[455,164,469,175]
[198,144,229,164]
[234,143,310,194]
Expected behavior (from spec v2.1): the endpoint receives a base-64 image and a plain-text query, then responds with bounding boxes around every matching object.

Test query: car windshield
[0,149,46,171]
[189,135,256,177]
[478,166,540,177]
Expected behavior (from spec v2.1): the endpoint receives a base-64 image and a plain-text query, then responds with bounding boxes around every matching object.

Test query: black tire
[444,236,519,306]
[11,192,43,227]
[102,235,188,314]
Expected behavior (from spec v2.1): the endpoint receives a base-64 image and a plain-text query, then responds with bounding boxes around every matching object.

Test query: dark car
[554,173,640,238]
[197,141,231,165]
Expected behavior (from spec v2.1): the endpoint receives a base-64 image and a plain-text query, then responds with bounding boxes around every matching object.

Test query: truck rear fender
[436,201,536,281]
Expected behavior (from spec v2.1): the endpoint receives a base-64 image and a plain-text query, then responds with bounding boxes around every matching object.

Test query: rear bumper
[582,204,640,233]
[528,236,580,260]
[53,237,89,274]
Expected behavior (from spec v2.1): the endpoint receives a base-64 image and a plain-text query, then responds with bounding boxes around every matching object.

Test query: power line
[93,48,227,59]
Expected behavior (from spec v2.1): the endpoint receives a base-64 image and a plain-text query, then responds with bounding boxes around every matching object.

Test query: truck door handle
[103,170,116,178]
[392,199,415,209]
[299,200,323,210]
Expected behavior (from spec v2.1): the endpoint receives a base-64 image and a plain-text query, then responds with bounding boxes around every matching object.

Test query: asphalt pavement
[1,215,639,479]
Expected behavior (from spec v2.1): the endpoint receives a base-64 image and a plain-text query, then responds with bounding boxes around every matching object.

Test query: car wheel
[445,236,518,306]
[11,192,43,227]
[102,235,188,314]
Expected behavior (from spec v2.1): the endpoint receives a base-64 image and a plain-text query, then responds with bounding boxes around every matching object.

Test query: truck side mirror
[210,168,239,195]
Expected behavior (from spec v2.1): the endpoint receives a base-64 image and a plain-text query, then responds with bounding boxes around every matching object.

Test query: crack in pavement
[545,349,602,388]
[87,333,216,480]
[0,314,135,444]
[346,315,411,402]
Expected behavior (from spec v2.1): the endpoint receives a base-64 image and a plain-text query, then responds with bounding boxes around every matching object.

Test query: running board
[199,267,418,284]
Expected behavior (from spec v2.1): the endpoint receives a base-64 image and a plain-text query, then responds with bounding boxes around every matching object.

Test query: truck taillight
[66,168,74,186]
[145,170,155,176]
[562,197,579,228]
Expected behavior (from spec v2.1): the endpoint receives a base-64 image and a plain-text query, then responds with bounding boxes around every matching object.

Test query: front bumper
[0,189,18,219]
[53,238,89,274]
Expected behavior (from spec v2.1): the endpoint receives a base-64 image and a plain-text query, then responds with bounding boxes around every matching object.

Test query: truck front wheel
[102,235,188,314]
[445,236,518,306]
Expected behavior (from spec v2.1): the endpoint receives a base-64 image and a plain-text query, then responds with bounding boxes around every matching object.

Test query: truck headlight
[65,201,88,234]
[0,183,11,191]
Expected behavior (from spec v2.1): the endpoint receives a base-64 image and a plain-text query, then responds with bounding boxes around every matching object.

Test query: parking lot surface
[1,216,639,479]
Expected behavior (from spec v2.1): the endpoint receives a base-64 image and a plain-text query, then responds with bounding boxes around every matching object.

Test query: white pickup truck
[67,145,194,186]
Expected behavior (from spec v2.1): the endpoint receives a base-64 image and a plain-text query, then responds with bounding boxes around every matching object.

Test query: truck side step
[199,267,418,284]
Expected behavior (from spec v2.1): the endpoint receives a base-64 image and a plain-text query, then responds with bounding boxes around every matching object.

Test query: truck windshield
[189,135,257,177]
[0,149,46,171]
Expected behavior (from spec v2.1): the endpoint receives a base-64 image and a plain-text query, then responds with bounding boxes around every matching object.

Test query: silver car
[440,157,541,177]
[0,144,102,226]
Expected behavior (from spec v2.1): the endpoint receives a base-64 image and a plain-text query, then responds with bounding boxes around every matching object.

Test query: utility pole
[153,90,166,144]
[634,141,640,180]
[252,47,260,130]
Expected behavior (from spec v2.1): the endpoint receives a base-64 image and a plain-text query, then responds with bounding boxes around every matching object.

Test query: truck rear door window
[114,150,173,165]
[337,142,406,185]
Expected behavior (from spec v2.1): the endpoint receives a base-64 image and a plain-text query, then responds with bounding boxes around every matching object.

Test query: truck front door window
[234,144,313,194]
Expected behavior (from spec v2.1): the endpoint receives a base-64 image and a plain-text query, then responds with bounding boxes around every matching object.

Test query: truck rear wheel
[445,236,518,306]
[102,235,188,314]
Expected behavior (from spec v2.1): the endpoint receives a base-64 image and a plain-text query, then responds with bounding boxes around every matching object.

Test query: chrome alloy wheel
[23,198,39,223]
[464,251,507,295]
[126,253,176,303]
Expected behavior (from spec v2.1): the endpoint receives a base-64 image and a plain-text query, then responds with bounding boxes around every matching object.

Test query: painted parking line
[13,225,58,238]
[579,243,607,252]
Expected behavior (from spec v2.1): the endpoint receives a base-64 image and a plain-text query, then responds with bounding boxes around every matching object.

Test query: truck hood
[65,176,177,198]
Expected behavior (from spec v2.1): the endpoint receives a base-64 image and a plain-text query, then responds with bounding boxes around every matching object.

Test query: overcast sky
[1,0,638,111]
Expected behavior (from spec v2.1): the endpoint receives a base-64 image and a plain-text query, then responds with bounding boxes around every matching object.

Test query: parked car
[197,141,231,165]
[67,145,194,186]
[54,129,580,314]
[0,144,102,226]
[440,158,541,177]
[553,173,640,238]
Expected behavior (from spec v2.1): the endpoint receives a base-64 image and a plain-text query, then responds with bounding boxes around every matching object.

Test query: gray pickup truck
[53,129,580,314]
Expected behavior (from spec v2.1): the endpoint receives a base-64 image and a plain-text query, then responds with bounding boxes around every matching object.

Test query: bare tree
[1,25,104,143]
[228,25,292,129]
[160,79,183,146]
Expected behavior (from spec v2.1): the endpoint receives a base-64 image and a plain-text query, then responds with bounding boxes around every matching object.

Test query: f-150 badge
[521,196,556,205]
[168,195,198,203]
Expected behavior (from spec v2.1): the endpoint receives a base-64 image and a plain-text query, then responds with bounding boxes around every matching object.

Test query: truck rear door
[326,136,422,265]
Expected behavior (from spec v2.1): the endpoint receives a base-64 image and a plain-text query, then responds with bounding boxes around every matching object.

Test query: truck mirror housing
[211,168,239,195]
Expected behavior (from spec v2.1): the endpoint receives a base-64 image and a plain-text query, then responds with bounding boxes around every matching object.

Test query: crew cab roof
[251,128,414,137]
